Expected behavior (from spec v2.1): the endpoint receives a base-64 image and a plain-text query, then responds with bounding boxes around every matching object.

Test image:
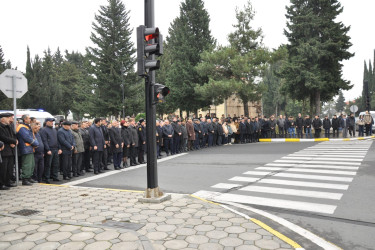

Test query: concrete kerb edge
[260,135,375,142]
[0,213,154,250]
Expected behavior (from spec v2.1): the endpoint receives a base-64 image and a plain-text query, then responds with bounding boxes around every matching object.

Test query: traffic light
[154,83,170,103]
[137,25,163,76]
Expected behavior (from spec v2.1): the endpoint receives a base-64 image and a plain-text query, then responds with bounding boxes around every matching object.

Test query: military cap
[45,117,55,122]
[0,113,13,118]
[139,118,145,123]
[62,121,72,126]
[71,121,79,125]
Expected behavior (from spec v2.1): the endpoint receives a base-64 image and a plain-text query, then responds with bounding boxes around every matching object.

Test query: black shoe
[42,179,51,184]
[94,171,98,175]
[73,173,78,177]
[135,162,140,165]
[0,185,10,190]
[5,183,17,188]
[103,167,110,170]
[29,178,38,183]
[86,169,93,172]
[157,156,161,159]
[22,180,32,186]
[98,170,103,173]
[130,163,136,166]
[52,178,60,182]
[63,177,70,180]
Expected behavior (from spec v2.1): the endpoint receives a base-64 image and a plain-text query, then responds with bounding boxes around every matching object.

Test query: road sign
[0,69,28,98]
[350,105,358,113]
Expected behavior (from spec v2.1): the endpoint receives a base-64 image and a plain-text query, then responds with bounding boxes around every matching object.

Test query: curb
[259,135,375,142]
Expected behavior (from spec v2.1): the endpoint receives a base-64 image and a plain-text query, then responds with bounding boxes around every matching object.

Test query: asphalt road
[67,140,375,250]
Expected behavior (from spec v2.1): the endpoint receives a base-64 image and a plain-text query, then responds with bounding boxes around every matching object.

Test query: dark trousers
[348,126,355,137]
[217,134,222,145]
[202,134,208,147]
[164,138,173,155]
[102,147,108,167]
[138,144,145,163]
[113,152,122,168]
[129,146,138,164]
[72,152,82,174]
[208,134,213,147]
[61,153,72,178]
[332,128,338,137]
[240,133,245,143]
[296,127,303,138]
[213,134,218,146]
[172,135,180,154]
[92,150,103,172]
[270,130,276,138]
[314,128,321,138]
[279,127,285,138]
[324,128,330,138]
[33,153,44,182]
[365,124,371,136]
[194,133,200,149]
[83,149,91,170]
[0,156,14,186]
[358,126,364,137]
[44,149,59,180]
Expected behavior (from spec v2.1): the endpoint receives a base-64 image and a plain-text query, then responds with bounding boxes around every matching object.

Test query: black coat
[109,127,123,153]
[323,118,331,129]
[121,126,131,146]
[312,118,322,129]
[0,122,17,157]
[89,125,105,151]
[331,118,340,129]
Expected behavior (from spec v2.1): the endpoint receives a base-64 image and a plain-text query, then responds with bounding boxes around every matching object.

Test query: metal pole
[12,75,19,185]
[144,0,159,197]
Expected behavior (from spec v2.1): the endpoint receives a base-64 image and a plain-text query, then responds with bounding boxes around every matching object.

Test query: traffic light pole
[143,0,164,199]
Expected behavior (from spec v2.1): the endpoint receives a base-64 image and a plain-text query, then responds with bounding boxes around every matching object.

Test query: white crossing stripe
[211,183,242,189]
[275,160,361,166]
[282,156,363,162]
[289,154,365,158]
[256,167,357,176]
[242,172,353,182]
[193,190,337,214]
[240,186,343,200]
[265,163,359,170]
[229,177,349,190]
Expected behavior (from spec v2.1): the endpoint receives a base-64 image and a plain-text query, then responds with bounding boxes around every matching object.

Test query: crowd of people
[0,110,373,190]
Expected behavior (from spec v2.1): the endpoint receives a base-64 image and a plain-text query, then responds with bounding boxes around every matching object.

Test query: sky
[1,0,374,101]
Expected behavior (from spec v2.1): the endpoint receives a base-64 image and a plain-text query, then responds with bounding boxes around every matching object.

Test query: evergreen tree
[281,0,353,115]
[87,0,136,117]
[195,1,268,116]
[0,45,13,109]
[165,0,215,114]
[335,90,345,112]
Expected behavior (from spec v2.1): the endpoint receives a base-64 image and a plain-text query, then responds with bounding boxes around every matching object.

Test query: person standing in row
[312,115,322,138]
[277,115,285,138]
[57,121,76,180]
[17,114,39,186]
[79,120,92,173]
[162,119,174,156]
[129,118,139,166]
[356,115,365,137]
[323,115,331,138]
[121,120,131,167]
[137,119,146,164]
[32,121,44,183]
[109,120,123,170]
[0,113,17,189]
[331,115,340,138]
[101,119,110,170]
[71,121,84,177]
[89,118,105,174]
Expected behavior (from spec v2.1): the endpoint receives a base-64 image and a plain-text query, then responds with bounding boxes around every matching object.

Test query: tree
[335,90,345,113]
[164,0,215,115]
[196,1,269,116]
[87,0,136,117]
[0,45,13,109]
[282,0,353,115]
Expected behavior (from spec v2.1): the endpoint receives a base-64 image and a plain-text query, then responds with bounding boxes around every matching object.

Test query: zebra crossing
[193,140,373,214]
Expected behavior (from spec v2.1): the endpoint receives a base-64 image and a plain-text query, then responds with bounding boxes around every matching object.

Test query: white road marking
[193,190,337,214]
[240,186,343,200]
[65,153,188,186]
[242,172,353,182]
[265,163,359,170]
[256,167,357,176]
[210,183,242,189]
[275,160,361,166]
[289,154,365,158]
[282,156,362,162]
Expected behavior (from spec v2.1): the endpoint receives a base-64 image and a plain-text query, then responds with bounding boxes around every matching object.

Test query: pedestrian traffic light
[154,83,170,103]
[137,25,163,76]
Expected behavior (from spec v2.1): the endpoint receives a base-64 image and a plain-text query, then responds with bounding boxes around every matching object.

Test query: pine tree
[87,0,136,116]
[0,45,13,109]
[282,0,353,115]
[165,0,215,114]
[335,90,345,112]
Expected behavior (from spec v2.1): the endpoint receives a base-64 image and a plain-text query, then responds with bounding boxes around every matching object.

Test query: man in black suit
[89,118,105,174]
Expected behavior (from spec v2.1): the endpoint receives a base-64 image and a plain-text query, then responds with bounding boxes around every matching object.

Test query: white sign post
[0,69,28,185]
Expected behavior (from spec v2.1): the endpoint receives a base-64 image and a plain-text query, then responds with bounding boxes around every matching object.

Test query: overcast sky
[1,0,374,101]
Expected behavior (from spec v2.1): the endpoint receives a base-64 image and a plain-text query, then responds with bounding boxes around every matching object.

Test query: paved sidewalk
[0,184,300,250]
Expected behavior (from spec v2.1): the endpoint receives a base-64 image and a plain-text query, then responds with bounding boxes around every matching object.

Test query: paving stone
[147,216,166,223]
[84,241,112,250]
[219,237,243,247]
[186,218,203,226]
[241,222,261,230]
[85,210,101,215]
[256,228,272,236]
[155,224,177,232]
[37,224,61,232]
[0,232,26,241]
[111,241,140,250]
[32,241,61,250]
[194,224,215,232]
[174,213,192,219]
[165,218,185,225]
[0,242,11,249]
[195,211,209,217]
[140,209,158,215]
[130,214,148,221]
[24,232,48,242]
[70,232,95,241]
[212,221,232,228]
[238,232,262,241]
[180,208,198,214]
[146,231,168,240]
[119,232,140,242]
[255,239,280,249]
[46,232,72,242]
[81,227,98,232]
[163,239,188,249]
[235,246,260,250]
[198,242,224,250]
[29,220,44,225]
[94,230,119,241]
[206,230,228,239]
[71,214,90,220]
[164,207,180,212]
[224,226,246,234]
[201,215,220,222]
[186,235,209,244]
[7,241,35,250]
[217,213,236,219]
[175,227,196,236]
[0,224,18,233]
[59,225,81,232]
[0,217,12,224]
[86,216,105,223]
